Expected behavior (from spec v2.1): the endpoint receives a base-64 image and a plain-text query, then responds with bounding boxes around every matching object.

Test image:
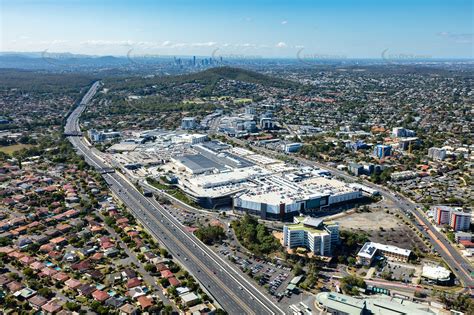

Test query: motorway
[223,135,474,290]
[65,82,285,315]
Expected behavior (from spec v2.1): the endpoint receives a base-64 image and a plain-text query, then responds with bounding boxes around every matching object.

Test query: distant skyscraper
[193,56,196,66]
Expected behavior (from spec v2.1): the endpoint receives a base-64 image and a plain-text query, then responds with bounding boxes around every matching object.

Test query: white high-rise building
[283,216,339,256]
[392,127,415,138]
[181,117,198,130]
[428,147,447,161]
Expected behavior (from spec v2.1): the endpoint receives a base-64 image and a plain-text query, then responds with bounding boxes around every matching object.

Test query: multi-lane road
[65,82,285,315]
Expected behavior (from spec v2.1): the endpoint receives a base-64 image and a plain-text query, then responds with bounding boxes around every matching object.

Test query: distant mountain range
[0,52,130,69]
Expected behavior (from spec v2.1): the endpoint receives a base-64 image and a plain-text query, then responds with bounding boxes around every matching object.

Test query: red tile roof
[126,277,142,289]
[168,277,180,287]
[137,295,153,309]
[92,290,109,302]
[160,270,173,278]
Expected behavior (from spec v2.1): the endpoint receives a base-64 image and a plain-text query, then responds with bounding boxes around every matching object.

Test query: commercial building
[428,147,447,161]
[244,106,256,116]
[455,231,472,243]
[283,216,339,256]
[346,140,369,151]
[348,162,383,177]
[373,145,392,159]
[433,206,471,231]
[390,171,418,181]
[421,265,451,284]
[392,127,416,138]
[357,242,411,266]
[181,117,198,130]
[283,143,302,153]
[87,129,121,143]
[113,130,364,219]
[315,292,435,315]
[398,137,419,151]
[260,117,275,130]
[233,174,362,220]
[171,133,207,145]
[218,115,257,136]
[348,183,380,197]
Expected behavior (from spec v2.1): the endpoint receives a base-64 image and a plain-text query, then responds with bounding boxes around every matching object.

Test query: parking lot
[217,245,295,300]
[378,262,416,283]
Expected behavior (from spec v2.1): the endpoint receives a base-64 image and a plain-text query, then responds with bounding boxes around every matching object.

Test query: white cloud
[276,42,287,48]
[437,32,473,44]
[281,20,288,25]
[190,42,217,47]
[80,40,134,47]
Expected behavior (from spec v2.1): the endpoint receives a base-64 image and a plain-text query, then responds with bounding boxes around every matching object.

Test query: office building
[283,216,339,256]
[428,147,447,161]
[244,106,256,116]
[260,117,275,130]
[87,129,121,143]
[348,162,383,177]
[283,143,302,153]
[455,231,472,243]
[346,140,369,151]
[181,117,198,130]
[373,145,392,159]
[392,127,416,138]
[348,162,364,176]
[88,129,102,143]
[357,242,411,266]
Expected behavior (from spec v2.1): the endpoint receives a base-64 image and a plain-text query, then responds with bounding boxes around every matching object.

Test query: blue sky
[1,0,472,58]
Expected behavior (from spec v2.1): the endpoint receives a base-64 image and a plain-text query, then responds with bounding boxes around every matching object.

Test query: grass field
[0,144,35,155]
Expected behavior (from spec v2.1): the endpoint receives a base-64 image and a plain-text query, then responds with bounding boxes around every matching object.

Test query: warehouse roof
[174,154,226,173]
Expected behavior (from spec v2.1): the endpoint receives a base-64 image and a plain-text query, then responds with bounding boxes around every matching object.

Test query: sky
[1,0,473,59]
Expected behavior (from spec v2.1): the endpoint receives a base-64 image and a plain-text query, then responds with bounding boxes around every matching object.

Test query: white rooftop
[358,242,411,259]
[422,265,451,281]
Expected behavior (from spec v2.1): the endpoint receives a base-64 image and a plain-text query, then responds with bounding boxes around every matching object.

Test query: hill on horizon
[106,66,300,93]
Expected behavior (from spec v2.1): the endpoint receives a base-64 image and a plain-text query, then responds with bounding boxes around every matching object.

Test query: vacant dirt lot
[337,206,428,252]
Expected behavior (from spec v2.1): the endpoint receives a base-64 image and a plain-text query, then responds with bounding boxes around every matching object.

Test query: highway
[228,137,474,290]
[65,82,285,315]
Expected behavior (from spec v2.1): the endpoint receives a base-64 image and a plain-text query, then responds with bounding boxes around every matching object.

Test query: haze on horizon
[1,0,473,59]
